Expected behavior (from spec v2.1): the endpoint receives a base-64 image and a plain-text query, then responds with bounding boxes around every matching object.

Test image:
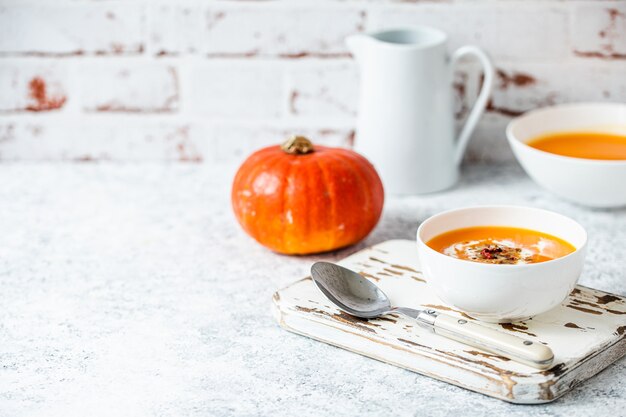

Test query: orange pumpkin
[232,136,384,255]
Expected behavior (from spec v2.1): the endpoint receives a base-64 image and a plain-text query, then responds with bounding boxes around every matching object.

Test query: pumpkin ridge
[324,152,369,245]
[313,155,336,250]
[342,150,375,214]
[343,149,383,237]
[301,158,313,252]
[281,154,296,253]
[262,154,292,252]
[346,152,375,240]
[237,152,284,242]
[352,150,384,229]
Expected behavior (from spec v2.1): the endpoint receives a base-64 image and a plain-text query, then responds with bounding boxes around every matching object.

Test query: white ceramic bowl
[506,102,626,208]
[416,206,587,323]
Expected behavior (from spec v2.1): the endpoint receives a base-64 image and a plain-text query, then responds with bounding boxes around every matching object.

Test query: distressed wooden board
[272,239,626,404]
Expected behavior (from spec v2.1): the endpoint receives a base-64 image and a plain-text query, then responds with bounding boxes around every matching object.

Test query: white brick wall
[370,4,570,61]
[0,120,205,162]
[188,62,283,119]
[573,3,626,59]
[148,4,202,56]
[0,62,68,112]
[80,64,179,113]
[203,6,365,58]
[0,0,625,164]
[286,62,358,120]
[209,123,354,162]
[0,4,144,56]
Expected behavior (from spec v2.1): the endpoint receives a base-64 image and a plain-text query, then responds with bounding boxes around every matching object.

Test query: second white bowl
[506,102,626,208]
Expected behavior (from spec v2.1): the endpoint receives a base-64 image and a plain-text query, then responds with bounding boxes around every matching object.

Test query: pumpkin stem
[281,135,315,155]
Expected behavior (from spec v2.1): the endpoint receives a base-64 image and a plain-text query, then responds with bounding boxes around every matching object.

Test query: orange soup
[528,131,626,160]
[426,226,575,265]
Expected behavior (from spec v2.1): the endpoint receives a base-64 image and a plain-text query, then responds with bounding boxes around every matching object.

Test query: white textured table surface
[1,162,624,417]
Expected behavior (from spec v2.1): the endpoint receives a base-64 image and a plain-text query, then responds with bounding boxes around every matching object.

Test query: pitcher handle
[451,45,494,165]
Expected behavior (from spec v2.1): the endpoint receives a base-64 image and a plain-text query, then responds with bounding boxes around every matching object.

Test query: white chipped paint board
[272,239,626,404]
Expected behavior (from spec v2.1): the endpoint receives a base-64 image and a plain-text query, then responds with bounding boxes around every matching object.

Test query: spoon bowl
[311,262,391,318]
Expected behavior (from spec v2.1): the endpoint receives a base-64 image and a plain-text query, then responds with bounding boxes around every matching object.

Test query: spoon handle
[421,311,554,369]
[391,308,554,369]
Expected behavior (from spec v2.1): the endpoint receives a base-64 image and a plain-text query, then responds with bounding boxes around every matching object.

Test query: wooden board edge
[271,295,557,404]
[546,335,626,402]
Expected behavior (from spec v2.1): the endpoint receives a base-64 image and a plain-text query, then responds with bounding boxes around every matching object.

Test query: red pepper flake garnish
[471,243,523,264]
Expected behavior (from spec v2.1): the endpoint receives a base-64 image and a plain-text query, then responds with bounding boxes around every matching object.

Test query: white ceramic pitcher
[347,27,494,194]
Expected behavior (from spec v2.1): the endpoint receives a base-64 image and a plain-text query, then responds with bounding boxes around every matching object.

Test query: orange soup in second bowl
[527,131,626,160]
[426,226,575,265]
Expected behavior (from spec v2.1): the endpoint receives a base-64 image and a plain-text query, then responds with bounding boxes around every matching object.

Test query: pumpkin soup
[426,226,575,265]
[527,131,626,160]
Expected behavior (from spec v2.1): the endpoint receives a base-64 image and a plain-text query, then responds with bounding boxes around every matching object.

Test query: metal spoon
[311,261,554,369]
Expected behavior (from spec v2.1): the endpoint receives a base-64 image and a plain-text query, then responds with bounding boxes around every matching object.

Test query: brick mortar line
[0,55,356,65]
[0,0,608,7]
[0,114,357,127]
[1,55,618,65]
